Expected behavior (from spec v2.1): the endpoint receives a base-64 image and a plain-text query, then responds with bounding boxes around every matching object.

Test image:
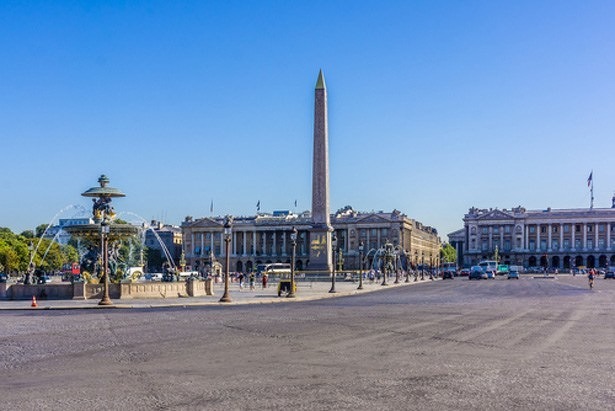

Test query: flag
[294,199,297,207]
[256,200,260,211]
[587,171,593,187]
[210,199,214,213]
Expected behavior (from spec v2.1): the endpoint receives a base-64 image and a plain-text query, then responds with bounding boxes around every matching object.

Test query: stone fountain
[64,175,139,305]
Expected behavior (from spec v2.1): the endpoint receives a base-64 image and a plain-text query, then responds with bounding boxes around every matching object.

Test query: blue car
[507,269,520,279]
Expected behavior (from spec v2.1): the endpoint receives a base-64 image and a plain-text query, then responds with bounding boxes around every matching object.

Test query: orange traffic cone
[31,296,38,308]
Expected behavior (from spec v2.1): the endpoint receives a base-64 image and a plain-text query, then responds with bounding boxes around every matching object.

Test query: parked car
[604,271,615,279]
[149,273,163,282]
[442,270,454,280]
[469,266,487,280]
[37,275,52,284]
[486,270,495,279]
[507,269,520,280]
[459,268,470,277]
[0,273,8,283]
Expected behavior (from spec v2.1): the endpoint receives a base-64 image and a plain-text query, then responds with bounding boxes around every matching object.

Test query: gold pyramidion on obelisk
[309,70,334,273]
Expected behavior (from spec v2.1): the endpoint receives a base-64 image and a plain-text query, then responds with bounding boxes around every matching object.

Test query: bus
[256,263,291,277]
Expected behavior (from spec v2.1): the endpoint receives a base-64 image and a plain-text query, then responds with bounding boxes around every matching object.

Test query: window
[552,240,559,250]
[504,239,511,251]
[540,226,546,234]
[482,227,488,234]
[540,240,547,251]
[493,226,499,234]
[516,238,522,248]
[504,225,511,234]
[381,228,388,237]
[598,238,605,249]
[575,225,581,233]
[529,226,536,234]
[587,239,593,249]
[481,240,488,251]
[529,240,535,251]
[563,239,570,249]
[599,224,605,233]
[552,226,558,233]
[564,225,570,233]
[575,238,582,249]
[587,225,593,233]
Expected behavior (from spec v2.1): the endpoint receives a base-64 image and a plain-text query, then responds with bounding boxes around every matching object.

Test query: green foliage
[0,227,80,273]
[440,243,456,263]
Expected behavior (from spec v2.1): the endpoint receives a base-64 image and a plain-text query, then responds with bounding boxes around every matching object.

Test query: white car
[149,273,163,281]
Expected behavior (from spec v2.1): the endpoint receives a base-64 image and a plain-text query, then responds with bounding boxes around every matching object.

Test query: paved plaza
[1,275,614,410]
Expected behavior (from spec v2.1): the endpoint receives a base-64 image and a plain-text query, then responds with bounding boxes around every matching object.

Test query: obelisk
[309,70,333,273]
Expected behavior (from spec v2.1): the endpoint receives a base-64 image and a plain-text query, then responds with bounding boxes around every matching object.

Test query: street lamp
[288,227,298,298]
[219,216,233,303]
[329,233,337,293]
[358,241,364,290]
[421,252,425,280]
[99,220,112,306]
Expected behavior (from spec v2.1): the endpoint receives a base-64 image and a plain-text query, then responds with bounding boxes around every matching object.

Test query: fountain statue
[64,175,139,305]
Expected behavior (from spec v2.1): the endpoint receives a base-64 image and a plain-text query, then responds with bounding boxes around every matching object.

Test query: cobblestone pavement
[1,275,614,410]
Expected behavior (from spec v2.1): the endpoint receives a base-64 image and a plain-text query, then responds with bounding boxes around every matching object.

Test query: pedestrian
[262,273,268,288]
[238,272,244,290]
[249,272,255,291]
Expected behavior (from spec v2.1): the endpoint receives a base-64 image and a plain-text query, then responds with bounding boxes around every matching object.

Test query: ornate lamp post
[414,250,418,282]
[329,233,338,293]
[405,251,411,283]
[381,241,392,286]
[358,241,364,290]
[421,252,425,280]
[219,216,233,303]
[99,219,112,305]
[288,227,298,298]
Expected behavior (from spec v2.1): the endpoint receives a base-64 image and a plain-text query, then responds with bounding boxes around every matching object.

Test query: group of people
[235,272,257,291]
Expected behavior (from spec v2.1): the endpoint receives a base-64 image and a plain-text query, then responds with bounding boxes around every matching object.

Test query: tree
[440,243,457,264]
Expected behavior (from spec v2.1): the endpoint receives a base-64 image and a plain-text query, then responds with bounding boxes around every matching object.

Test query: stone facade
[181,207,440,274]
[450,205,615,269]
[144,220,183,270]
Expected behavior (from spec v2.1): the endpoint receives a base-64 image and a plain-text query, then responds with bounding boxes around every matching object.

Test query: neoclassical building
[181,207,440,274]
[449,202,615,269]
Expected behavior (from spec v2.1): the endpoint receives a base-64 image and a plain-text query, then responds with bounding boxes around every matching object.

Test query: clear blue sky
[1,1,614,239]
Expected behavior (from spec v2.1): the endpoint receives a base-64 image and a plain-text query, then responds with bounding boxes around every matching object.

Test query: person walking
[249,272,255,291]
[262,273,268,288]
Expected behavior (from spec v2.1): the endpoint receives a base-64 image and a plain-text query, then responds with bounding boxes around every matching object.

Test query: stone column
[608,223,612,251]
[282,231,287,256]
[262,232,267,256]
[548,224,552,251]
[571,224,576,251]
[243,232,248,256]
[583,223,587,251]
[559,224,563,251]
[536,226,541,252]
[252,231,257,256]
[272,231,277,256]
